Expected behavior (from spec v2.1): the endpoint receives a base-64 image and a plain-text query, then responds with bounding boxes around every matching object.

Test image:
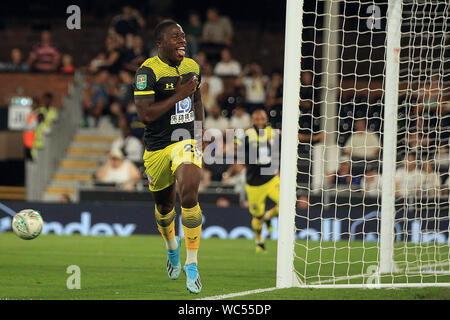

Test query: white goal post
[277,0,450,288]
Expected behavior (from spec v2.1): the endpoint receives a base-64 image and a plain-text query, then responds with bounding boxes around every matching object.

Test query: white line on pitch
[196,287,278,300]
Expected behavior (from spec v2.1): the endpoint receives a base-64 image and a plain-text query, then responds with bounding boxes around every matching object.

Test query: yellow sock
[155,206,178,250]
[182,203,202,264]
[251,216,264,244]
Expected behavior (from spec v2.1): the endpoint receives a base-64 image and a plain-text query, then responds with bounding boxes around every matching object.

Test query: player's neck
[158,54,181,68]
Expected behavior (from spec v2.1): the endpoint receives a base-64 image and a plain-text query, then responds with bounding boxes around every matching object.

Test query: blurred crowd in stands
[2,5,449,206]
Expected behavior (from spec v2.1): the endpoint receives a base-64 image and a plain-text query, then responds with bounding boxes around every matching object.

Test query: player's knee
[156,203,175,215]
[178,183,199,208]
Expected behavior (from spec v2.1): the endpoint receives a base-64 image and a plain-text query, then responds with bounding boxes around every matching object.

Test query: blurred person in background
[110,5,146,37]
[111,118,144,162]
[23,97,40,159]
[265,71,283,109]
[236,62,268,113]
[199,82,216,114]
[216,79,245,117]
[95,149,141,190]
[194,51,208,70]
[83,68,112,127]
[104,34,125,75]
[123,34,146,72]
[60,53,75,74]
[59,194,72,203]
[361,169,382,197]
[395,153,422,199]
[89,52,107,74]
[184,11,203,57]
[420,161,441,198]
[343,119,380,163]
[202,7,233,47]
[202,63,223,105]
[0,48,29,72]
[28,30,61,72]
[213,48,241,77]
[204,104,229,133]
[229,104,251,130]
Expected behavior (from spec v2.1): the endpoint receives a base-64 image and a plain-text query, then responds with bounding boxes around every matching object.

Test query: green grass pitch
[0,233,449,300]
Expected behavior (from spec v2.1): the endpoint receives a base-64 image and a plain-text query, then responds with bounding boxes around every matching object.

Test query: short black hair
[154,19,178,42]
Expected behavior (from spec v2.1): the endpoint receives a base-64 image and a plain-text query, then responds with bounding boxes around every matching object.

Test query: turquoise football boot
[166,236,181,280]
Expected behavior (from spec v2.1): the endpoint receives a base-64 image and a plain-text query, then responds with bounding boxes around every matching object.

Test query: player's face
[160,24,186,65]
[252,111,268,130]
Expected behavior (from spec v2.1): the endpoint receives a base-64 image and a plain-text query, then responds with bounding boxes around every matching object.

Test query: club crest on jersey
[171,97,194,124]
[136,75,147,90]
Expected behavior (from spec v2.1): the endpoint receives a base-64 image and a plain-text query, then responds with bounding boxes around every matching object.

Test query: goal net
[277,0,450,288]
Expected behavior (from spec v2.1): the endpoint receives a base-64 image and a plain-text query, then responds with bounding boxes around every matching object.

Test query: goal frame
[276,0,450,289]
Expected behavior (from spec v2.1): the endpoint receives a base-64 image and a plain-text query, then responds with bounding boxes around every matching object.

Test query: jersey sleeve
[134,66,156,100]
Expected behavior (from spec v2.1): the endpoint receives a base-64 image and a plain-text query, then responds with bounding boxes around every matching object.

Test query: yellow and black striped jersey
[134,55,201,151]
[236,125,280,186]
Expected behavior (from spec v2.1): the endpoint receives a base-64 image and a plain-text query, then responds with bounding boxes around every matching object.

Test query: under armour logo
[165,83,174,90]
[187,236,198,241]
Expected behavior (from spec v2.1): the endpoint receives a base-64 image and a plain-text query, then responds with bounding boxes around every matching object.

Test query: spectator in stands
[194,51,208,70]
[395,153,422,199]
[110,5,145,37]
[104,35,124,75]
[0,48,29,72]
[83,68,112,127]
[89,52,107,74]
[216,196,231,207]
[361,169,382,197]
[214,48,241,77]
[236,62,269,113]
[415,75,441,117]
[60,54,75,74]
[116,69,135,110]
[200,82,216,114]
[435,145,450,170]
[406,118,437,161]
[265,71,283,109]
[229,104,251,130]
[420,161,441,198]
[111,118,144,162]
[124,103,145,140]
[185,11,203,57]
[205,104,229,133]
[59,194,72,203]
[28,30,61,72]
[95,149,141,190]
[122,34,146,72]
[222,162,247,203]
[216,80,245,118]
[343,119,380,161]
[202,63,224,103]
[328,159,358,188]
[202,7,233,47]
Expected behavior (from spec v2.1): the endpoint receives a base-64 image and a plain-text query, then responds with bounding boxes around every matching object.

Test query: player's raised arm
[135,75,198,124]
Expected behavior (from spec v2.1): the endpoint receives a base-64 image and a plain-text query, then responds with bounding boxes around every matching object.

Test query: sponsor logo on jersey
[171,97,194,125]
